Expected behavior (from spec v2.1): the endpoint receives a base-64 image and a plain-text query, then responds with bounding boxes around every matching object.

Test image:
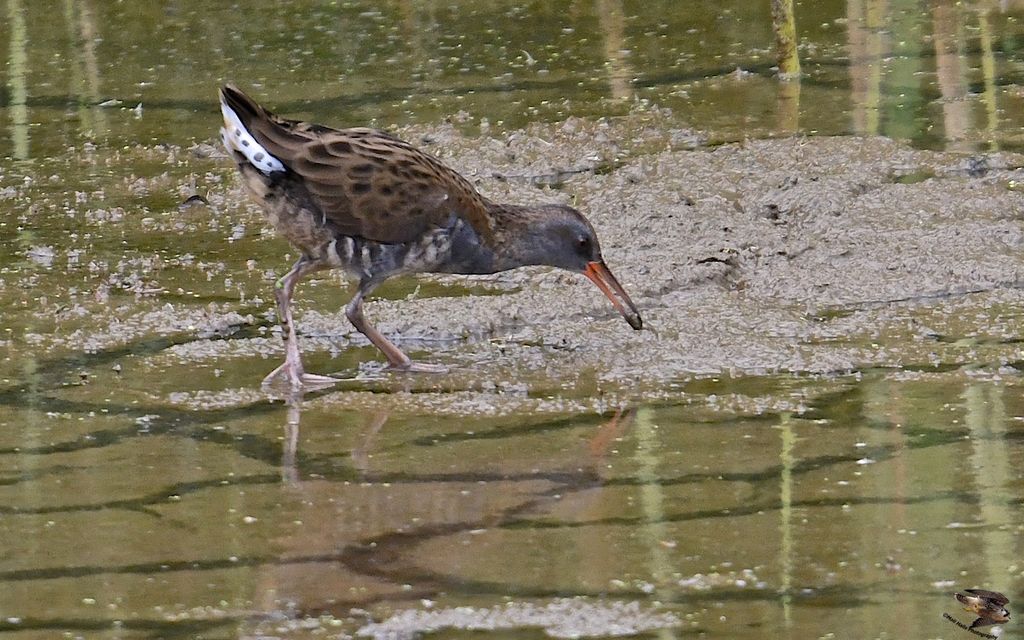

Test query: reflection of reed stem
[9,0,36,385]
[778,412,794,626]
[7,0,29,160]
[281,399,301,484]
[596,0,632,100]
[863,0,885,135]
[776,79,801,135]
[64,0,92,134]
[977,9,999,151]
[963,385,1012,595]
[77,0,107,136]
[847,0,887,135]
[933,2,971,150]
[634,407,676,617]
[771,0,802,78]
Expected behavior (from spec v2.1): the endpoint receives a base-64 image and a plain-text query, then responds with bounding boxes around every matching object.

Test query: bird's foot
[387,361,449,374]
[299,372,342,388]
[261,362,339,392]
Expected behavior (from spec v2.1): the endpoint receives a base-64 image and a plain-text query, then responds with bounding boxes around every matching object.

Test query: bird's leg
[345,278,448,373]
[262,258,338,390]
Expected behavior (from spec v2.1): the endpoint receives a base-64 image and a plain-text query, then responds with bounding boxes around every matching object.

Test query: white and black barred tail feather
[219,97,285,174]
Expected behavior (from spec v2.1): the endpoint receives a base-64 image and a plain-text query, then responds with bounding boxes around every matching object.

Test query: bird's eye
[577,236,590,250]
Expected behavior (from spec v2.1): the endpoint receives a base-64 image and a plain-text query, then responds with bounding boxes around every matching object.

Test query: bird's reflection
[587,406,637,460]
[350,409,390,475]
[258,399,640,621]
[281,395,302,484]
[277,392,636,487]
[277,390,391,484]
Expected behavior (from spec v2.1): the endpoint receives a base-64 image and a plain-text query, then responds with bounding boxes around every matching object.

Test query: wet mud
[4,113,1024,639]
[6,112,1024,413]
[185,116,1024,412]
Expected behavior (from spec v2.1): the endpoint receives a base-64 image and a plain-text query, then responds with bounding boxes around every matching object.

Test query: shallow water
[3,1,1024,639]
[5,0,1024,157]
[4,365,1024,638]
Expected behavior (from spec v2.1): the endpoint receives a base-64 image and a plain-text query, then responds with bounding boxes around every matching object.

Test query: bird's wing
[280,127,493,243]
[222,85,493,244]
[970,615,1003,629]
[965,589,1010,606]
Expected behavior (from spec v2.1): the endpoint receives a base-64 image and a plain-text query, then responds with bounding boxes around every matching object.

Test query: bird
[218,84,643,390]
[955,589,1010,629]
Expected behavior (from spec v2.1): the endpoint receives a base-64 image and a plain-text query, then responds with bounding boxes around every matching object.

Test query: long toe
[262,367,338,394]
[389,361,449,374]
[261,363,325,391]
[300,373,341,390]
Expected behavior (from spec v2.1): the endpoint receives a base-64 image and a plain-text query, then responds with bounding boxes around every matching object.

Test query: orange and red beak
[583,261,643,330]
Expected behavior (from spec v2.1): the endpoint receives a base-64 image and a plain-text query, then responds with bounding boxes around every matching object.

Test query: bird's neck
[439,202,538,275]
[481,201,549,270]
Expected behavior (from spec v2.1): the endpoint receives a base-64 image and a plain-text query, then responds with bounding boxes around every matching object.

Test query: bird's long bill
[583,261,643,330]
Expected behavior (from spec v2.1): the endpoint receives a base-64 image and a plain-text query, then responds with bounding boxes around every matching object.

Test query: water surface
[2,1,1024,638]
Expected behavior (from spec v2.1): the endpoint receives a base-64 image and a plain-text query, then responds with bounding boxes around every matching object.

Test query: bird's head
[518,204,643,331]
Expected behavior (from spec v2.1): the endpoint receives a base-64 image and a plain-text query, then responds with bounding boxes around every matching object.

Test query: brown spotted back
[223,86,493,244]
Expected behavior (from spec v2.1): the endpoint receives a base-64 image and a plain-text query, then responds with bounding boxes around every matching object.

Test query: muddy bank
[8,114,1024,410]
[175,118,1024,408]
[5,115,1024,640]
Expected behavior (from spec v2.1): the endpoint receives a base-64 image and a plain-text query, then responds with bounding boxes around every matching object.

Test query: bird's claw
[262,363,339,392]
